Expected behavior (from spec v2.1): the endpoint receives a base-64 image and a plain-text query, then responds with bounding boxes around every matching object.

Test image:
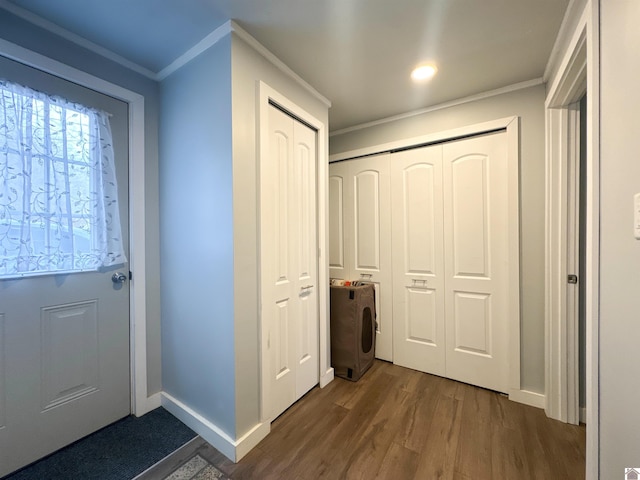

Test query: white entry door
[328,155,393,361]
[262,104,319,421]
[391,145,446,376]
[442,132,509,393]
[0,59,131,477]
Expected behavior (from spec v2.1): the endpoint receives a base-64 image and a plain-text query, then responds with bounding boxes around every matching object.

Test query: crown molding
[330,78,544,137]
[0,0,157,80]
[230,21,331,108]
[156,21,232,81]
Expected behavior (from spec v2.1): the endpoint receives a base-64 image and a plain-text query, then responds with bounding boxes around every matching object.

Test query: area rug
[134,436,229,480]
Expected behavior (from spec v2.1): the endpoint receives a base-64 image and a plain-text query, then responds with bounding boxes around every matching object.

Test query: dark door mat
[3,407,197,480]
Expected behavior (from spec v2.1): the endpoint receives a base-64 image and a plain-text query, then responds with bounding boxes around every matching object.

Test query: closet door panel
[391,146,445,375]
[293,120,319,400]
[443,132,509,393]
[264,106,296,419]
[263,106,319,421]
[348,155,393,361]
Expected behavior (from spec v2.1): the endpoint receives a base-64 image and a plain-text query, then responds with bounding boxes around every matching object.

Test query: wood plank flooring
[209,360,586,479]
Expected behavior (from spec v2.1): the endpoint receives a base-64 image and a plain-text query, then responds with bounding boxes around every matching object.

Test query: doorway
[0,55,130,477]
[0,37,153,477]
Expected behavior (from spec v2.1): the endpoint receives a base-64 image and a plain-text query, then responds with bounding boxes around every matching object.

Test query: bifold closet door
[328,155,393,361]
[391,145,446,376]
[442,132,509,393]
[389,132,511,394]
[263,105,319,421]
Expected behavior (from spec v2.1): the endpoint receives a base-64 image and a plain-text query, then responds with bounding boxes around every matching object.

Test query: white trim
[156,22,232,81]
[232,22,331,108]
[508,389,546,410]
[543,3,587,426]
[161,392,270,462]
[320,367,334,388]
[505,117,522,402]
[257,81,331,423]
[330,116,516,162]
[329,78,544,137]
[585,1,599,477]
[0,0,157,80]
[544,0,589,83]
[0,39,153,416]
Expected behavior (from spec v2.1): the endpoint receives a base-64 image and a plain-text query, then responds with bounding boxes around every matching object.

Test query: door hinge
[129,270,133,281]
[568,274,578,284]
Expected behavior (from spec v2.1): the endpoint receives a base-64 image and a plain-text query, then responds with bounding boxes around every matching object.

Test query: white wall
[599,0,640,476]
[231,31,330,438]
[330,85,547,393]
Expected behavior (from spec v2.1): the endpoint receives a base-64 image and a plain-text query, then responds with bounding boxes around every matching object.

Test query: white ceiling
[0,0,569,132]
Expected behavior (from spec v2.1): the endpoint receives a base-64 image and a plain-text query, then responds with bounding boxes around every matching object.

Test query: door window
[0,79,126,278]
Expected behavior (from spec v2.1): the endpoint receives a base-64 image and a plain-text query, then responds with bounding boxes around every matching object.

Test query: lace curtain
[0,79,126,278]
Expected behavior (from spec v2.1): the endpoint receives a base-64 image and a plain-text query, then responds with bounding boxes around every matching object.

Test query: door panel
[335,154,393,361]
[265,106,296,419]
[391,146,445,375]
[293,119,318,400]
[264,105,318,421]
[328,162,349,280]
[0,57,130,477]
[354,170,382,270]
[450,155,490,277]
[443,132,509,393]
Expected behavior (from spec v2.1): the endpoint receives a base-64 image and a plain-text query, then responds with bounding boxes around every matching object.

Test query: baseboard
[320,367,334,388]
[161,392,269,462]
[509,389,546,409]
[133,392,162,417]
[580,407,586,424]
[146,392,162,411]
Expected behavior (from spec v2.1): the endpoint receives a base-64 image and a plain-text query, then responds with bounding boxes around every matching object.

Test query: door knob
[112,272,127,284]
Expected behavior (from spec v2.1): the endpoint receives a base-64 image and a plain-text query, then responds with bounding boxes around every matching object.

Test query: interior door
[442,132,509,393]
[0,58,130,476]
[263,104,318,421]
[391,145,446,376]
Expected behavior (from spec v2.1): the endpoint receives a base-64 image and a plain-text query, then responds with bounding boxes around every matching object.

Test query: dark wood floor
[211,360,585,480]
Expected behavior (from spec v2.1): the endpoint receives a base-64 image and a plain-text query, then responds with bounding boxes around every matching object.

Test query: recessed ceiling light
[411,64,438,81]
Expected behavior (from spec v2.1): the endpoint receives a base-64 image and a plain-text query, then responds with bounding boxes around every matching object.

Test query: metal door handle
[112,272,127,284]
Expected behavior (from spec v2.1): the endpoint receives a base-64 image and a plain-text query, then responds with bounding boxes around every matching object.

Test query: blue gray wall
[159,35,236,436]
[0,10,163,396]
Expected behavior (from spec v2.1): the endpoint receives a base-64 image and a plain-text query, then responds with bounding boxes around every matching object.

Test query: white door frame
[258,81,332,423]
[0,39,155,416]
[544,23,586,423]
[544,1,599,476]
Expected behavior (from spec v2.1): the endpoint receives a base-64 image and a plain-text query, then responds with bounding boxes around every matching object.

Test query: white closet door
[347,155,393,361]
[391,145,446,376]
[263,105,318,420]
[328,161,350,281]
[293,119,319,400]
[443,132,509,393]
